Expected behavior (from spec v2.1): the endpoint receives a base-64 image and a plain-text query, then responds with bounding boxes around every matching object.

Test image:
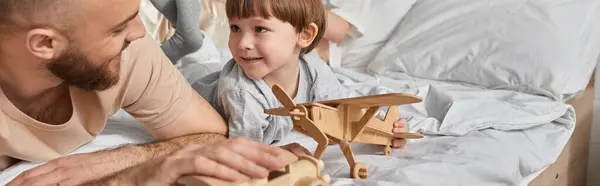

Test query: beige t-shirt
[0,35,192,164]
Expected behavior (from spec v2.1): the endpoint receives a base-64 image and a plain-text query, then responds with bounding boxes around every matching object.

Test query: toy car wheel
[384,145,392,156]
[294,177,331,186]
[351,162,368,179]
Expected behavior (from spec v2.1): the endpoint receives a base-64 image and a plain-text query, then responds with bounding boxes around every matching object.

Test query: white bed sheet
[0,71,575,186]
[273,68,575,186]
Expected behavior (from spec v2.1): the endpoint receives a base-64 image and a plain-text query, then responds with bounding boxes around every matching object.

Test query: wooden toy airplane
[264,84,425,179]
[177,148,331,186]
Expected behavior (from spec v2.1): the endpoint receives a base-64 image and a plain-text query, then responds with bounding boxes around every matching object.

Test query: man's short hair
[0,0,71,34]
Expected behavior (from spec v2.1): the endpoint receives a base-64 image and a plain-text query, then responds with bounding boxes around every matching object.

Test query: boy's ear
[297,23,318,48]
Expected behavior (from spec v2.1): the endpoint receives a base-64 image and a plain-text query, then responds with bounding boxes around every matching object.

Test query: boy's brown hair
[225,0,327,55]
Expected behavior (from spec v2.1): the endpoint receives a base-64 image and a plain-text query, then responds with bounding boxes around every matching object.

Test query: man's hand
[392,118,408,148]
[84,138,287,186]
[153,138,285,182]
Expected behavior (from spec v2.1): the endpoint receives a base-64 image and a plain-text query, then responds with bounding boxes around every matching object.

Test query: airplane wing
[265,93,422,114]
[316,93,423,108]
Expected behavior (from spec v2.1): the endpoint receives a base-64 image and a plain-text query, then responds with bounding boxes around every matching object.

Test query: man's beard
[47,47,121,91]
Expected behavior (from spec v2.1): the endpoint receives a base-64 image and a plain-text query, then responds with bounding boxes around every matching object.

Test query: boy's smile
[240,56,264,62]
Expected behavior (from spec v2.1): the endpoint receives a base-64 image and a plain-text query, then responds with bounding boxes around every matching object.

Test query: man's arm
[83,140,309,186]
[6,133,226,186]
[80,92,229,183]
[114,133,226,169]
[147,91,228,140]
[120,34,228,140]
[86,32,229,180]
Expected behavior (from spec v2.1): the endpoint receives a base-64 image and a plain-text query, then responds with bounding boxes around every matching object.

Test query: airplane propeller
[271,84,330,159]
[272,85,296,111]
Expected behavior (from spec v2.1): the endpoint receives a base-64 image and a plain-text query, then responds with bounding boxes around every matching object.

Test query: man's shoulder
[99,35,184,113]
[119,35,164,77]
[124,35,159,55]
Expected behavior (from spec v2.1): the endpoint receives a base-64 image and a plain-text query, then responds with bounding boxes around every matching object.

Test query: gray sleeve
[150,0,204,63]
[220,90,283,144]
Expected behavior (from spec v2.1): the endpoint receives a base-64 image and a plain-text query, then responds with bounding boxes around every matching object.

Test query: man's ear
[25,28,68,60]
[297,23,319,48]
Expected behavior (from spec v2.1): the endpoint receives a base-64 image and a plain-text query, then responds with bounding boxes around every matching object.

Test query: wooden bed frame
[528,73,595,186]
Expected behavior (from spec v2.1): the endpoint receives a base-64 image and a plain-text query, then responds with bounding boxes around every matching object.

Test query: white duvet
[0,68,575,186]
[274,68,575,186]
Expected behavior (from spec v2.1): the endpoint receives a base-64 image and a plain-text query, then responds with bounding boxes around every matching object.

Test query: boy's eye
[230,25,241,32]
[255,27,267,33]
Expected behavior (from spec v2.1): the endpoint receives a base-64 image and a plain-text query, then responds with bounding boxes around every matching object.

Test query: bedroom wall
[588,59,600,186]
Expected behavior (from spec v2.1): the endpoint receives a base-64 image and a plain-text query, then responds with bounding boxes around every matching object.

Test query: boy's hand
[391,118,408,148]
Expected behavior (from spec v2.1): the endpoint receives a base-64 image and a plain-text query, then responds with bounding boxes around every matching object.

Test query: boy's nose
[238,36,254,50]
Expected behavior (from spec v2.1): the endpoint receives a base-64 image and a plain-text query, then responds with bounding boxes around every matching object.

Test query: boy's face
[228,16,301,79]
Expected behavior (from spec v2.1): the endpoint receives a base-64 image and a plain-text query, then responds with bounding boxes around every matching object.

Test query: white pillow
[336,0,417,69]
[367,0,600,101]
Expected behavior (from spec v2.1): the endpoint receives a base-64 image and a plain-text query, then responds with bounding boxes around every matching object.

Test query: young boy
[193,0,408,147]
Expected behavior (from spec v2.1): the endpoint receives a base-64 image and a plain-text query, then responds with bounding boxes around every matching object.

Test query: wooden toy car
[265,84,425,179]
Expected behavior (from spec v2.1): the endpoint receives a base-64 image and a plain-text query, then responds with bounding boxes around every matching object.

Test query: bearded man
[0,0,289,185]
